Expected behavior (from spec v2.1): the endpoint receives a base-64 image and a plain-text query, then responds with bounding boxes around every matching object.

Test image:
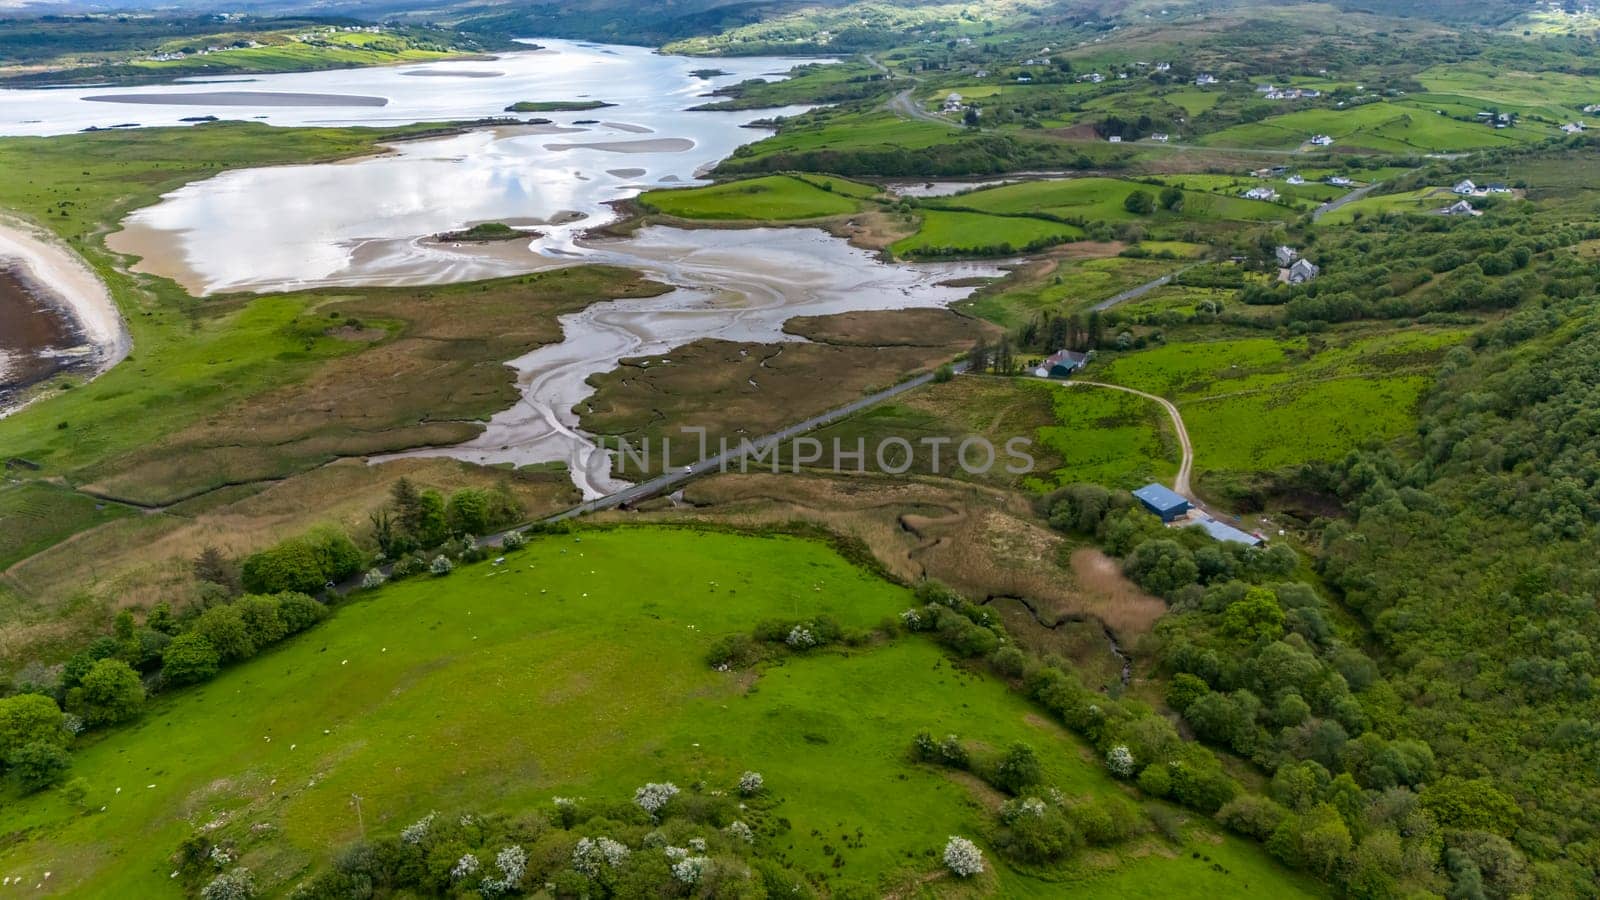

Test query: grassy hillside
[0,527,1321,898]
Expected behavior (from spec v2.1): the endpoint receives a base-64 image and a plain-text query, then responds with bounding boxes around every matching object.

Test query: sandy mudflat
[544,137,694,154]
[400,69,504,78]
[600,121,654,134]
[82,91,389,107]
[606,168,647,178]
[0,216,129,415]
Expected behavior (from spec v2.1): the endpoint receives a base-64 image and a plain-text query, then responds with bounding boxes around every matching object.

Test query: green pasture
[0,528,1320,898]
[638,174,867,220]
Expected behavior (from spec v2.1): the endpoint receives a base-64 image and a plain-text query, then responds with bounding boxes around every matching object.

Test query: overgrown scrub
[266,774,796,899]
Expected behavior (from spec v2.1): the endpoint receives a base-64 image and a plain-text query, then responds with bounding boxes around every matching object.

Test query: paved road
[1313,183,1378,222]
[541,363,963,522]
[866,53,957,128]
[1063,379,1194,499]
[1090,265,1197,311]
[885,86,957,126]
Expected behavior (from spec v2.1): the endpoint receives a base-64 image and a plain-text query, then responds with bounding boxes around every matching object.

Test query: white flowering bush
[1106,744,1136,778]
[501,531,526,550]
[738,770,764,796]
[899,608,924,630]
[785,625,817,649]
[664,845,689,861]
[671,855,710,885]
[450,853,480,881]
[999,796,1048,826]
[208,845,235,868]
[942,836,985,878]
[361,569,387,590]
[477,844,528,896]
[201,869,256,900]
[400,812,436,845]
[430,555,454,576]
[62,713,85,736]
[573,837,629,876]
[634,781,679,816]
[688,837,707,853]
[727,820,754,844]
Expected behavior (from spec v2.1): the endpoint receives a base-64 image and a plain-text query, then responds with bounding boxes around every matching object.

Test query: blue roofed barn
[1133,483,1190,522]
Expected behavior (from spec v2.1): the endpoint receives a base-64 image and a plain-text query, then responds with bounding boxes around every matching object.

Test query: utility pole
[351,793,365,839]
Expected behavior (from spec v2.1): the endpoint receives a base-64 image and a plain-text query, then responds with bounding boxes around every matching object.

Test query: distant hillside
[1332,0,1536,27]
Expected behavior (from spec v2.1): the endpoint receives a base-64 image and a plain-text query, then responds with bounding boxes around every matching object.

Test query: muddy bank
[0,217,129,417]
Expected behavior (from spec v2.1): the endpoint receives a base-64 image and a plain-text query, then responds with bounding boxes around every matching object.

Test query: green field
[1316,187,1455,225]
[0,528,1319,898]
[938,177,1288,224]
[637,174,868,220]
[1092,330,1465,475]
[891,209,1083,258]
[0,482,131,570]
[1027,382,1178,490]
[961,256,1187,327]
[1199,101,1549,154]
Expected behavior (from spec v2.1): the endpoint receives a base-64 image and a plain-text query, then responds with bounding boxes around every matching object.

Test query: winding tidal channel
[1,39,1002,496]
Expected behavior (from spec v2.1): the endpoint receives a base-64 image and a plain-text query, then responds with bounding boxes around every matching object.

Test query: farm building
[1309,134,1335,146]
[1327,175,1354,187]
[1276,245,1300,267]
[1034,349,1089,378]
[1440,200,1480,216]
[1134,483,1191,522]
[1188,517,1263,546]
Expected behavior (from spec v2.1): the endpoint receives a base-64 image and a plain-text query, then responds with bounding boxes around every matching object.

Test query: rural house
[1287,258,1320,282]
[1441,199,1479,216]
[1453,179,1477,195]
[1309,134,1335,146]
[1243,186,1279,201]
[1034,349,1089,378]
[1276,245,1300,267]
[1134,483,1191,522]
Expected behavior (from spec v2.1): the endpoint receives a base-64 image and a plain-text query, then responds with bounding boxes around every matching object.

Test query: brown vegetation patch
[582,309,989,471]
[783,308,999,348]
[610,471,1168,653]
[825,207,919,251]
[82,267,666,505]
[0,458,575,671]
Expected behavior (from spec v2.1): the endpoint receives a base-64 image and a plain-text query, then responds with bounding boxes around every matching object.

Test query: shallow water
[5,39,1002,498]
[0,39,820,137]
[93,41,822,294]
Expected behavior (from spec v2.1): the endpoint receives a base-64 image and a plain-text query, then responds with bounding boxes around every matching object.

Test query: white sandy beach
[0,215,130,415]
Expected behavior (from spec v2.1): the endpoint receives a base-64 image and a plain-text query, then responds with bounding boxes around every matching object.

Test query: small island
[503,100,616,112]
[431,222,535,243]
[690,68,730,78]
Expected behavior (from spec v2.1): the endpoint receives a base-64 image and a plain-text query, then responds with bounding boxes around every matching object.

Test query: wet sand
[544,137,694,154]
[400,70,504,78]
[0,217,129,417]
[82,91,389,107]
